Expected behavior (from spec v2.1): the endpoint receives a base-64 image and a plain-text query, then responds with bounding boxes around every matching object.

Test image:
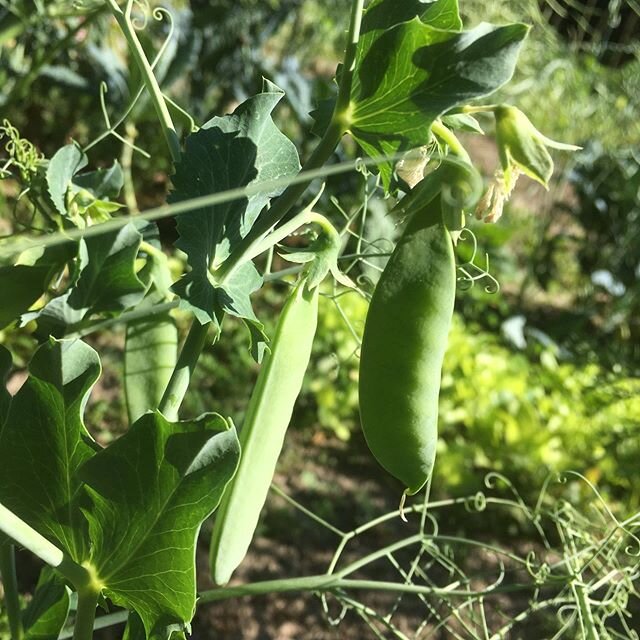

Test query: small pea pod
[124,312,178,424]
[358,196,455,498]
[209,276,319,585]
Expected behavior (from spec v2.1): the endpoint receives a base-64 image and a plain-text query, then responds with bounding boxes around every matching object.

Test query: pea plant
[3,1,627,639]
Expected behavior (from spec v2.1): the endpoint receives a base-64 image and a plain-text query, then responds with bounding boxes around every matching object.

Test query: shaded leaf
[46,144,87,216]
[170,80,299,338]
[28,223,146,336]
[72,161,124,200]
[0,339,99,561]
[22,567,71,640]
[124,312,178,424]
[79,411,240,638]
[350,20,529,188]
[0,265,50,330]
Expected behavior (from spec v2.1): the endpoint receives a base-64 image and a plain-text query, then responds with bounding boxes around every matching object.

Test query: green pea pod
[210,277,319,585]
[124,312,178,424]
[359,196,455,498]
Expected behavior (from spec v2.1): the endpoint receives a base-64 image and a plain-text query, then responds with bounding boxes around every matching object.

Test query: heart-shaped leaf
[79,411,240,637]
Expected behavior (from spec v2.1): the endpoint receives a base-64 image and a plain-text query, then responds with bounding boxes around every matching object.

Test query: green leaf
[79,411,240,638]
[0,339,100,561]
[46,144,88,216]
[27,223,146,336]
[71,161,124,200]
[170,80,299,331]
[442,113,484,134]
[350,20,529,188]
[22,567,71,640]
[311,0,462,138]
[0,345,10,422]
[124,312,178,424]
[0,265,50,330]
[362,0,462,34]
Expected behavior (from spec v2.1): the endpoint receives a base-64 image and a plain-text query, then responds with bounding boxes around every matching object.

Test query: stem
[106,0,180,163]
[0,545,24,640]
[335,0,365,116]
[198,574,540,604]
[0,503,89,590]
[431,120,472,163]
[59,611,129,640]
[72,587,100,640]
[156,0,366,418]
[214,119,345,283]
[215,0,365,283]
[158,321,215,421]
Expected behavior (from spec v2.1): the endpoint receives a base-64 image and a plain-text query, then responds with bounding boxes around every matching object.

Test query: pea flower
[494,104,580,192]
[476,105,580,223]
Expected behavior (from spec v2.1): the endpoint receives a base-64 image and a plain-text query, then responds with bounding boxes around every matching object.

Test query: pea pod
[209,277,319,585]
[358,196,455,498]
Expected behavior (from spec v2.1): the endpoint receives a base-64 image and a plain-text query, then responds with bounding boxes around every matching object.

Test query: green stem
[215,0,364,283]
[198,574,540,604]
[156,0,365,418]
[335,0,365,117]
[72,587,101,640]
[0,545,24,640]
[0,503,89,590]
[214,119,345,283]
[431,120,472,163]
[158,322,215,421]
[106,0,180,163]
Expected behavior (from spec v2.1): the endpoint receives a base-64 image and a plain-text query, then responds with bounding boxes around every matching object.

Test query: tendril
[455,228,500,293]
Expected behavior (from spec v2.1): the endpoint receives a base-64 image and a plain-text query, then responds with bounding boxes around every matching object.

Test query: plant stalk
[0,503,90,590]
[158,322,215,421]
[0,545,24,640]
[72,587,101,640]
[106,0,180,163]
[199,574,540,604]
[156,0,366,418]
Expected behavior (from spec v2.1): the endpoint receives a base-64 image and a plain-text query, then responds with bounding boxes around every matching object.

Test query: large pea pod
[358,197,455,498]
[210,277,319,585]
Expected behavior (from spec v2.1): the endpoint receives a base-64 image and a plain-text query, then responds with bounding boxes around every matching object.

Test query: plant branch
[431,120,472,163]
[156,0,366,419]
[106,0,180,163]
[0,503,90,590]
[198,574,542,604]
[0,545,24,640]
[158,322,216,421]
[72,587,101,640]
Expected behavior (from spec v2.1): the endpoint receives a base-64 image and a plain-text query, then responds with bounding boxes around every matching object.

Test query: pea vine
[0,1,590,639]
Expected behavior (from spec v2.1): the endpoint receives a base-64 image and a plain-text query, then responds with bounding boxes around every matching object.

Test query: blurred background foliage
[0,0,639,516]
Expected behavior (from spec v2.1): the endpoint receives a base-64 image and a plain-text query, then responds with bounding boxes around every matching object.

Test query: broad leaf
[0,345,10,429]
[0,339,100,561]
[312,0,462,137]
[362,0,462,34]
[350,19,529,187]
[27,223,146,336]
[0,243,76,330]
[47,144,88,216]
[124,312,178,424]
[0,265,50,330]
[71,161,124,200]
[171,80,300,339]
[79,411,240,638]
[22,567,71,640]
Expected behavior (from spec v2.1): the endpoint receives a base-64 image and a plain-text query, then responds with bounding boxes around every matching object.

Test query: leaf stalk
[0,545,24,640]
